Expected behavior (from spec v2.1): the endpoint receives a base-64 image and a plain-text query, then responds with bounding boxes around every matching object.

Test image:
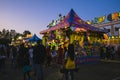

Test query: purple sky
[0,0,120,38]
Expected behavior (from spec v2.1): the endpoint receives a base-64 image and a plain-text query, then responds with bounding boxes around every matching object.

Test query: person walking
[33,41,46,80]
[64,44,76,80]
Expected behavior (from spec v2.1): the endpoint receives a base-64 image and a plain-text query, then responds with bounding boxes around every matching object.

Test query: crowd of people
[0,41,120,80]
[100,44,120,60]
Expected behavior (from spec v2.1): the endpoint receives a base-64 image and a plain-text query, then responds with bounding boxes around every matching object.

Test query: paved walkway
[0,58,23,80]
[0,58,120,80]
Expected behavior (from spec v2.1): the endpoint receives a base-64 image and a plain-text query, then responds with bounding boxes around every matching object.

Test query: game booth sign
[40,9,107,64]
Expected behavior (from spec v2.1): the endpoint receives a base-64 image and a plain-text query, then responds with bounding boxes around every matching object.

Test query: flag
[118,12,120,19]
[112,12,119,20]
[97,16,106,23]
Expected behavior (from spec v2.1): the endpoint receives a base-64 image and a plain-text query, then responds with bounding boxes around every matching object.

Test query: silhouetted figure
[23,51,31,80]
[65,44,75,80]
[45,45,52,67]
[57,45,64,65]
[33,41,46,80]
[18,44,27,68]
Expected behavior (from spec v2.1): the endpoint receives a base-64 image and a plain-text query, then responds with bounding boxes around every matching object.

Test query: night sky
[0,0,120,38]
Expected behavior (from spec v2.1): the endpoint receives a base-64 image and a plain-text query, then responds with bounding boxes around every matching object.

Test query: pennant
[112,12,119,20]
[86,20,91,24]
[98,16,106,23]
[118,12,120,19]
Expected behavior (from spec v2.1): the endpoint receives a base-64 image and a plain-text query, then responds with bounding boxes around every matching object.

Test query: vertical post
[111,25,115,36]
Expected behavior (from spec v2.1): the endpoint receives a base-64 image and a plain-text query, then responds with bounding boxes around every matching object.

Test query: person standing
[28,45,34,69]
[63,47,68,60]
[33,41,46,80]
[51,46,57,64]
[45,45,52,67]
[11,45,17,68]
[23,51,31,80]
[0,46,6,70]
[57,45,64,65]
[65,44,75,80]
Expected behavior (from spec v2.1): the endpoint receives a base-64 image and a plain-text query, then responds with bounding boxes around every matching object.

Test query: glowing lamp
[75,28,87,32]
[86,21,91,24]
[75,28,81,32]
[12,38,14,41]
[116,36,118,38]
[27,34,32,38]
[18,36,22,40]
[112,36,114,39]
[109,37,111,39]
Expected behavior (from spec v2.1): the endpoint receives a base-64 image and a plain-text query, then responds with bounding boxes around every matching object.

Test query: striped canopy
[40,9,106,34]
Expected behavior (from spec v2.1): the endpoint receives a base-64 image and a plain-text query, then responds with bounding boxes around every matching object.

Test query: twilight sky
[0,0,120,38]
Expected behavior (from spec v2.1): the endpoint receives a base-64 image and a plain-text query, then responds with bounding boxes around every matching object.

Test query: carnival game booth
[40,9,107,64]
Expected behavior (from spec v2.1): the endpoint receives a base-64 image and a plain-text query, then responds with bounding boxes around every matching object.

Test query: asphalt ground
[0,58,120,80]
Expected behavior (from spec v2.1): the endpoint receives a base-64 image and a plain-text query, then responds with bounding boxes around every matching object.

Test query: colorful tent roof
[28,34,42,42]
[40,9,106,34]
